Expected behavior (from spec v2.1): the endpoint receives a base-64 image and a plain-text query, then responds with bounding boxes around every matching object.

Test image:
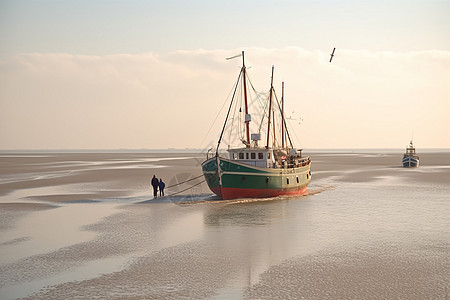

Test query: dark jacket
[151,177,159,188]
[159,181,165,190]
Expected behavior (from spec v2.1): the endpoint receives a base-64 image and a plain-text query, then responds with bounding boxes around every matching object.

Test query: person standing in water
[151,175,159,198]
[159,178,165,197]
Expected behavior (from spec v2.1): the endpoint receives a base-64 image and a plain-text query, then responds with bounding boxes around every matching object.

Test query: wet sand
[0,151,449,299]
[0,153,202,203]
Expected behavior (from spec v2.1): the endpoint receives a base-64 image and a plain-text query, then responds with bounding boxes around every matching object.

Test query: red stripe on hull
[220,186,308,200]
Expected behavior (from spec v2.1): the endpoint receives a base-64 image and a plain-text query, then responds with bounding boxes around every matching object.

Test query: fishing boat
[201,51,311,200]
[402,140,419,167]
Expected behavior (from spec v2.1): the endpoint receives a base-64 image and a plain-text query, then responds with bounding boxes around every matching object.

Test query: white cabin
[227,148,274,168]
[227,147,308,169]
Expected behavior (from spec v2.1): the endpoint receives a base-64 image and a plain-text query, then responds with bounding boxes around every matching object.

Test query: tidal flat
[0,151,449,299]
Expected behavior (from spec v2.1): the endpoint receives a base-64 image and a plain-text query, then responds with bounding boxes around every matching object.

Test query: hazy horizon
[1,147,449,154]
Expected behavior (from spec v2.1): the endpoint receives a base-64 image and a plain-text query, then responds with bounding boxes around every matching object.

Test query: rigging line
[274,91,285,142]
[245,72,271,135]
[247,79,271,133]
[199,79,239,148]
[238,78,246,142]
[272,94,281,149]
[254,89,270,132]
[165,179,206,197]
[274,94,294,148]
[247,72,270,105]
[236,80,244,142]
[247,76,270,113]
[248,75,270,102]
[217,70,242,154]
[258,102,269,133]
[258,91,270,133]
[286,117,303,149]
[227,83,240,146]
[252,90,270,118]
[165,174,204,189]
[227,76,243,146]
[281,109,296,148]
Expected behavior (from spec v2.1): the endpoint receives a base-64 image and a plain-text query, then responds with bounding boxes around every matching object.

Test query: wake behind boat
[202,51,311,200]
[402,140,419,167]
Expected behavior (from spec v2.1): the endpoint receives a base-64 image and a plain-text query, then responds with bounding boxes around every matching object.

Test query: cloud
[0,48,449,149]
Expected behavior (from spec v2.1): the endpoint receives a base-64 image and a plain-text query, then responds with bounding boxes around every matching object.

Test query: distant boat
[402,140,419,167]
[201,51,311,200]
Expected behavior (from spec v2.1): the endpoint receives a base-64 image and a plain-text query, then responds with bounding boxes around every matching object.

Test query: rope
[165,174,204,189]
[165,179,206,197]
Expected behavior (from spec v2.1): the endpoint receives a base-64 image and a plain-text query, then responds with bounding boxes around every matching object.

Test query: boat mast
[281,82,285,149]
[276,86,294,150]
[266,66,274,148]
[241,51,250,147]
[272,109,276,148]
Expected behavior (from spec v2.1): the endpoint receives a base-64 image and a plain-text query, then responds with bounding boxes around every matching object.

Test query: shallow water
[0,152,449,299]
[0,203,120,264]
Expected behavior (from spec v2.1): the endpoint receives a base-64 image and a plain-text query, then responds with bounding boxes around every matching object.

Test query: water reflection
[204,198,295,227]
[200,197,318,290]
[0,203,120,264]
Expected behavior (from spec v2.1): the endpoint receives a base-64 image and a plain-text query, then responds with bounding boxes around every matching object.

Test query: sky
[0,0,449,150]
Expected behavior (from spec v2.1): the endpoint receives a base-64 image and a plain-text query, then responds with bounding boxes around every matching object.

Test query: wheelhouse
[227,148,310,169]
[228,148,273,168]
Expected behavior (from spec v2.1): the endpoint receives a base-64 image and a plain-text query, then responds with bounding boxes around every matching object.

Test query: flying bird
[329,47,336,62]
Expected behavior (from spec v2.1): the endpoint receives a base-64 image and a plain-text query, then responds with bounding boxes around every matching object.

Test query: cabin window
[268,152,271,159]
[258,153,264,159]
[287,178,290,185]
[296,176,299,183]
[239,153,244,159]
[246,152,249,159]
[232,153,237,160]
[306,174,309,179]
[251,153,256,159]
